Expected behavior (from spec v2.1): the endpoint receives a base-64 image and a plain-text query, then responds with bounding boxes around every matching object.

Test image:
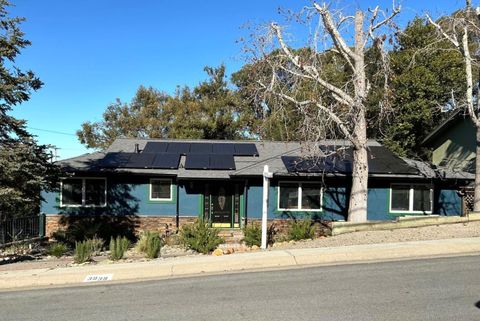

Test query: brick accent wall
[45,215,197,238]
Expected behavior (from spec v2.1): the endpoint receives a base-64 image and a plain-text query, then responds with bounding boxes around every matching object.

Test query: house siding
[431,117,475,172]
[41,176,463,230]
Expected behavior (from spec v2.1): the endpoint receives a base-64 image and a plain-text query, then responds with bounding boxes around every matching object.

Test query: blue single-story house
[41,138,471,237]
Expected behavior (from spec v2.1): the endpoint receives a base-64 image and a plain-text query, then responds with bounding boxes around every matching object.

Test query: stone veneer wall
[45,215,197,238]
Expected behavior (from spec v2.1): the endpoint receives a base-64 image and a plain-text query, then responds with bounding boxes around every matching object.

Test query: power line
[28,127,77,137]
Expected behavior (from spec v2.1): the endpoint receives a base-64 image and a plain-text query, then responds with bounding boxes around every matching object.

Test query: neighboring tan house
[41,138,469,237]
[423,109,476,211]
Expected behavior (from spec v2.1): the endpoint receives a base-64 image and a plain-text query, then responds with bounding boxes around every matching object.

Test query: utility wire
[28,127,77,136]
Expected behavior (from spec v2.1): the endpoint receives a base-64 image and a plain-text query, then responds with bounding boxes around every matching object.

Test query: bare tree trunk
[347,10,369,222]
[475,127,480,211]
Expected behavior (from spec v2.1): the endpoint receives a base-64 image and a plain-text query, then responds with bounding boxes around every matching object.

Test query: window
[390,184,432,213]
[61,178,106,207]
[278,182,322,211]
[150,179,172,201]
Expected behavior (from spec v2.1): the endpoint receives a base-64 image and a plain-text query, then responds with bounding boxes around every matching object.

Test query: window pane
[279,183,298,209]
[301,184,321,210]
[62,179,82,206]
[413,186,431,212]
[151,180,171,199]
[85,179,106,206]
[391,185,410,211]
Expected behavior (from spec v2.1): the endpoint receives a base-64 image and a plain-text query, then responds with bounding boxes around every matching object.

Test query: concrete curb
[1,237,479,291]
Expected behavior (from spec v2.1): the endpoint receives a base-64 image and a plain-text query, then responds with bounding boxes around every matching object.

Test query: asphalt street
[1,255,480,321]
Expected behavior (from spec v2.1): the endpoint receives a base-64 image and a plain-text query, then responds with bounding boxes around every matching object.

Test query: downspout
[176,180,180,231]
[243,179,249,227]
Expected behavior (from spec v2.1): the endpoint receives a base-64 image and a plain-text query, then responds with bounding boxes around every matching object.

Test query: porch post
[261,165,273,249]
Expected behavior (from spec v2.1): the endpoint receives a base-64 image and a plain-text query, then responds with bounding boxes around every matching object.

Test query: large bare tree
[426,0,480,211]
[246,2,400,222]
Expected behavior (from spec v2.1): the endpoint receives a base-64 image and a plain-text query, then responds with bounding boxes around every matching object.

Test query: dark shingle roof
[57,138,466,180]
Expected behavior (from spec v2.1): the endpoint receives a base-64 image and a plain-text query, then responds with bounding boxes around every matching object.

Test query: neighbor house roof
[58,138,468,181]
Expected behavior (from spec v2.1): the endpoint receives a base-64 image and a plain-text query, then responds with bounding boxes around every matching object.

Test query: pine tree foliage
[0,0,60,220]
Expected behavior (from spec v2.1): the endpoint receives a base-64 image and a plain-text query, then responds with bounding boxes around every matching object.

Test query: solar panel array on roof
[234,143,259,156]
[141,141,259,156]
[213,143,235,154]
[99,152,180,169]
[151,153,181,169]
[100,153,133,168]
[282,146,418,175]
[185,154,210,169]
[190,143,213,154]
[185,154,235,170]
[142,142,168,153]
[166,142,191,154]
[127,153,156,168]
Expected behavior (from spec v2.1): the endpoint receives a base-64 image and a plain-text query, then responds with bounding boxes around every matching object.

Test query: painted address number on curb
[84,274,113,283]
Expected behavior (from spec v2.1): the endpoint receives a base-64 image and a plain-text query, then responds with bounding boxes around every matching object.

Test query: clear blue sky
[10,0,466,159]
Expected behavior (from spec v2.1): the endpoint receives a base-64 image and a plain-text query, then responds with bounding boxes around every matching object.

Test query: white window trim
[60,177,107,208]
[389,183,433,214]
[277,181,323,212]
[149,178,173,201]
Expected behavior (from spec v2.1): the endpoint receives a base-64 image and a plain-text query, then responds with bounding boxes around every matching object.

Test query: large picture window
[390,184,432,213]
[278,182,322,211]
[61,178,106,207]
[150,179,172,201]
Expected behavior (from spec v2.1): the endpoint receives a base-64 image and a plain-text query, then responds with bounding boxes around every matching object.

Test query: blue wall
[41,176,201,217]
[42,175,463,221]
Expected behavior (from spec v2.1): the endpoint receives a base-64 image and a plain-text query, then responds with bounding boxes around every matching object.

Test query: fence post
[39,213,46,237]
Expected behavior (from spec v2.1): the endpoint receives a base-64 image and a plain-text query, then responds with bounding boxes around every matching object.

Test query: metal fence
[0,215,45,245]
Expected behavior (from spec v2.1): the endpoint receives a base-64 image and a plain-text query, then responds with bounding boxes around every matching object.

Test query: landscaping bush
[74,240,93,264]
[179,219,223,254]
[109,236,130,261]
[48,242,68,258]
[145,234,162,259]
[89,236,104,255]
[287,219,315,241]
[242,224,261,247]
[136,231,162,259]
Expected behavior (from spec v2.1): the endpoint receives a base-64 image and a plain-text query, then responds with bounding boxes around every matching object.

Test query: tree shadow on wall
[54,183,140,245]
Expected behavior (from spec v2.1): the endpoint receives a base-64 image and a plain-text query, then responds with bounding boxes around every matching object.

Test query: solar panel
[100,153,133,168]
[212,143,235,154]
[184,154,210,169]
[210,154,235,170]
[234,143,259,156]
[166,142,191,154]
[190,143,213,154]
[142,142,168,153]
[151,153,181,169]
[124,153,156,168]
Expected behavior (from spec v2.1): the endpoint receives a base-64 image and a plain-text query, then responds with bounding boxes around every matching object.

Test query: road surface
[2,255,480,321]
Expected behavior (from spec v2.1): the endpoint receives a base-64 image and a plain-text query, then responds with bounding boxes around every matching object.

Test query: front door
[204,182,242,228]
[210,185,233,227]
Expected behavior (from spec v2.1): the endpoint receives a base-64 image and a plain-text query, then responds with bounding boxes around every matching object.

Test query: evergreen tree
[0,0,59,220]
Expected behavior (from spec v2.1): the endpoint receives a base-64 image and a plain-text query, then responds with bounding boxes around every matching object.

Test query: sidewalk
[1,237,479,291]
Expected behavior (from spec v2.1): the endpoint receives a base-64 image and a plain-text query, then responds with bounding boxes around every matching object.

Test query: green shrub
[48,242,68,258]
[179,219,223,254]
[109,236,130,261]
[145,234,162,259]
[287,219,315,241]
[136,231,163,259]
[74,240,93,264]
[242,224,261,247]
